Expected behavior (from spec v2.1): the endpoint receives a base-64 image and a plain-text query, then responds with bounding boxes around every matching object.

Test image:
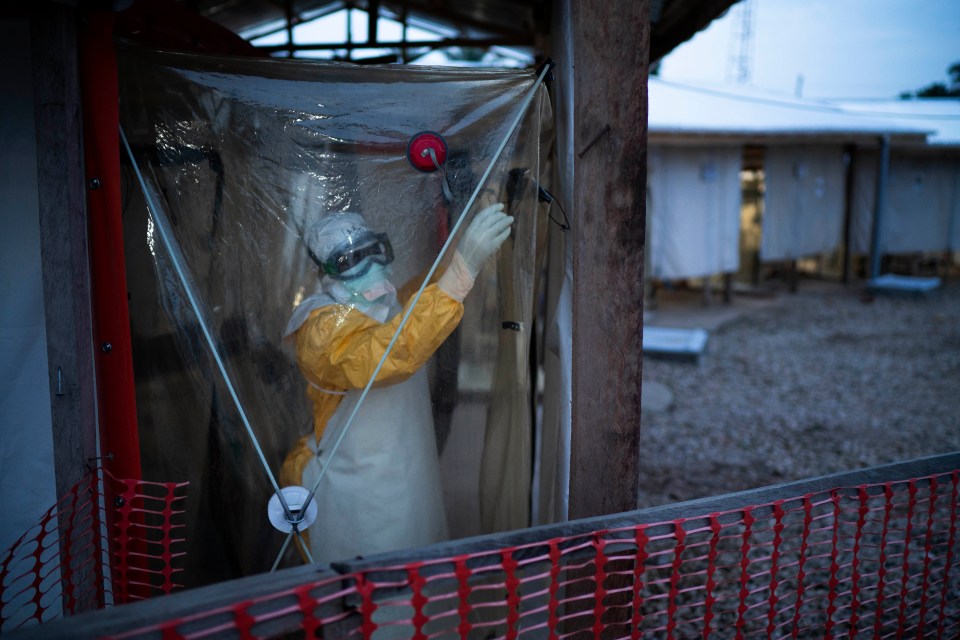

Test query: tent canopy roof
[836,99,960,147]
[649,78,934,145]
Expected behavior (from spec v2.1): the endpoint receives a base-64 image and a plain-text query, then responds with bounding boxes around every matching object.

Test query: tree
[901,61,960,98]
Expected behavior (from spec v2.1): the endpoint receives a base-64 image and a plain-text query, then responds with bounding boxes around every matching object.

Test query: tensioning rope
[120,128,308,550]
[286,62,554,567]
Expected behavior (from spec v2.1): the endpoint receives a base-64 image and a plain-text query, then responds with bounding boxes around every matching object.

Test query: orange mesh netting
[104,468,958,639]
[0,468,188,633]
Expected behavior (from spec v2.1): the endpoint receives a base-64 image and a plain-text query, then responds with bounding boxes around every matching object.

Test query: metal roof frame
[177,0,736,62]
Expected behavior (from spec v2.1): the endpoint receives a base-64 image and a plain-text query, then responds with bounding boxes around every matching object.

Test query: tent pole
[78,7,145,602]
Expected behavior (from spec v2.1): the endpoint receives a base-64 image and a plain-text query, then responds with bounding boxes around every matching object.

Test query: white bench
[642,326,709,362]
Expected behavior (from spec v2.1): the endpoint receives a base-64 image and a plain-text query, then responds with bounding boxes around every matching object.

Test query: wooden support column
[568,0,649,519]
[31,3,99,505]
[30,2,101,614]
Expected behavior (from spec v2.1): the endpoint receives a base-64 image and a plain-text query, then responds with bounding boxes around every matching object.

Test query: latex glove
[456,203,514,276]
[438,203,513,301]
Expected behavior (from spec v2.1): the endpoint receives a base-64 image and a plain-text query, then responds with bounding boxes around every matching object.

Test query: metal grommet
[267,486,319,533]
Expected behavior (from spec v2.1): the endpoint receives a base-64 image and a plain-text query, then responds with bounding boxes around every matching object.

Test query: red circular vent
[407,131,447,172]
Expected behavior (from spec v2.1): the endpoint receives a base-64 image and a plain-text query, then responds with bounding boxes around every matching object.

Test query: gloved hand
[438,203,513,301]
[456,203,514,276]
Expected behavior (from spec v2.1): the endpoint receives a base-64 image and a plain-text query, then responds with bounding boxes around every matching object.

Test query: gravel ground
[638,280,960,509]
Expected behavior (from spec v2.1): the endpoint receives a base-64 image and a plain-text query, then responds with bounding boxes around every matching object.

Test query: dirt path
[639,281,960,508]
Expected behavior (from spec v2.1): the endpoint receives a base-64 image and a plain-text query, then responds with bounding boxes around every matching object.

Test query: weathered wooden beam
[30,2,101,616]
[342,451,960,570]
[568,0,649,519]
[31,3,98,513]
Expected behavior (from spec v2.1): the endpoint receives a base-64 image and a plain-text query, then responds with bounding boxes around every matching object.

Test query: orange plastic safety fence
[0,468,188,634]
[108,469,958,639]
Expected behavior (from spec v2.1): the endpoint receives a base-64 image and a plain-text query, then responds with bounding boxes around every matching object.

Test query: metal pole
[285,0,295,58]
[401,0,409,63]
[346,5,353,60]
[368,0,379,44]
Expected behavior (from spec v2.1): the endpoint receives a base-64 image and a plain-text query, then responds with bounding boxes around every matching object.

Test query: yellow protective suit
[280,279,461,483]
[279,277,463,562]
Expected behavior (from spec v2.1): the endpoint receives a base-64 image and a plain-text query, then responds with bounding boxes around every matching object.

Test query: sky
[658,0,960,100]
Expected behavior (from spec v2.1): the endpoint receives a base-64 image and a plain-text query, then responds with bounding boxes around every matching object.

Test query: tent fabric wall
[851,150,960,255]
[0,20,59,557]
[646,145,741,280]
[761,145,846,261]
[953,171,960,251]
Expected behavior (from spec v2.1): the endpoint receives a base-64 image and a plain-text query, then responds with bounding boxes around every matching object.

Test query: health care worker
[279,203,513,563]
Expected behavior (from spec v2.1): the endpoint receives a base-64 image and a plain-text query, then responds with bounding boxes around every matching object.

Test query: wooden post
[568,0,648,519]
[31,2,101,613]
[31,3,99,511]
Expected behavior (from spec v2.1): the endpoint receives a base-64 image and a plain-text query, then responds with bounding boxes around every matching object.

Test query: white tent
[649,78,927,140]
[838,99,960,257]
[761,145,846,261]
[647,145,741,279]
[647,79,933,278]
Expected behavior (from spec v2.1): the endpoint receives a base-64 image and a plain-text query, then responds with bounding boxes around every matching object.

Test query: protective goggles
[311,232,394,280]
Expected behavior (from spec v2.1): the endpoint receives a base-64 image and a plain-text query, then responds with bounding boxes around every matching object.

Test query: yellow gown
[279,278,463,562]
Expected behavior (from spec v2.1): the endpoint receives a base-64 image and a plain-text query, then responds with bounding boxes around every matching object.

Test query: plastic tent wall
[850,150,960,256]
[760,145,847,262]
[646,144,742,280]
[118,45,551,586]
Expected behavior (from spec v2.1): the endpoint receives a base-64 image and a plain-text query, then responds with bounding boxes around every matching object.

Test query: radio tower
[726,0,755,84]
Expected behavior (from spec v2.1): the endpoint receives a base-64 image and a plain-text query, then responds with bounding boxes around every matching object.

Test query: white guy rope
[120,127,296,523]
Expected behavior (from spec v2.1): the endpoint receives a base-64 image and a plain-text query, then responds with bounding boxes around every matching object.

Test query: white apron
[300,367,449,564]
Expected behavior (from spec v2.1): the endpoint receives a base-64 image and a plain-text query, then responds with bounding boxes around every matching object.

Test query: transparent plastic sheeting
[118,45,551,585]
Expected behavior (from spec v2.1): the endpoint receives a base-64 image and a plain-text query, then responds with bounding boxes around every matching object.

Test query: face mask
[342,263,396,302]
